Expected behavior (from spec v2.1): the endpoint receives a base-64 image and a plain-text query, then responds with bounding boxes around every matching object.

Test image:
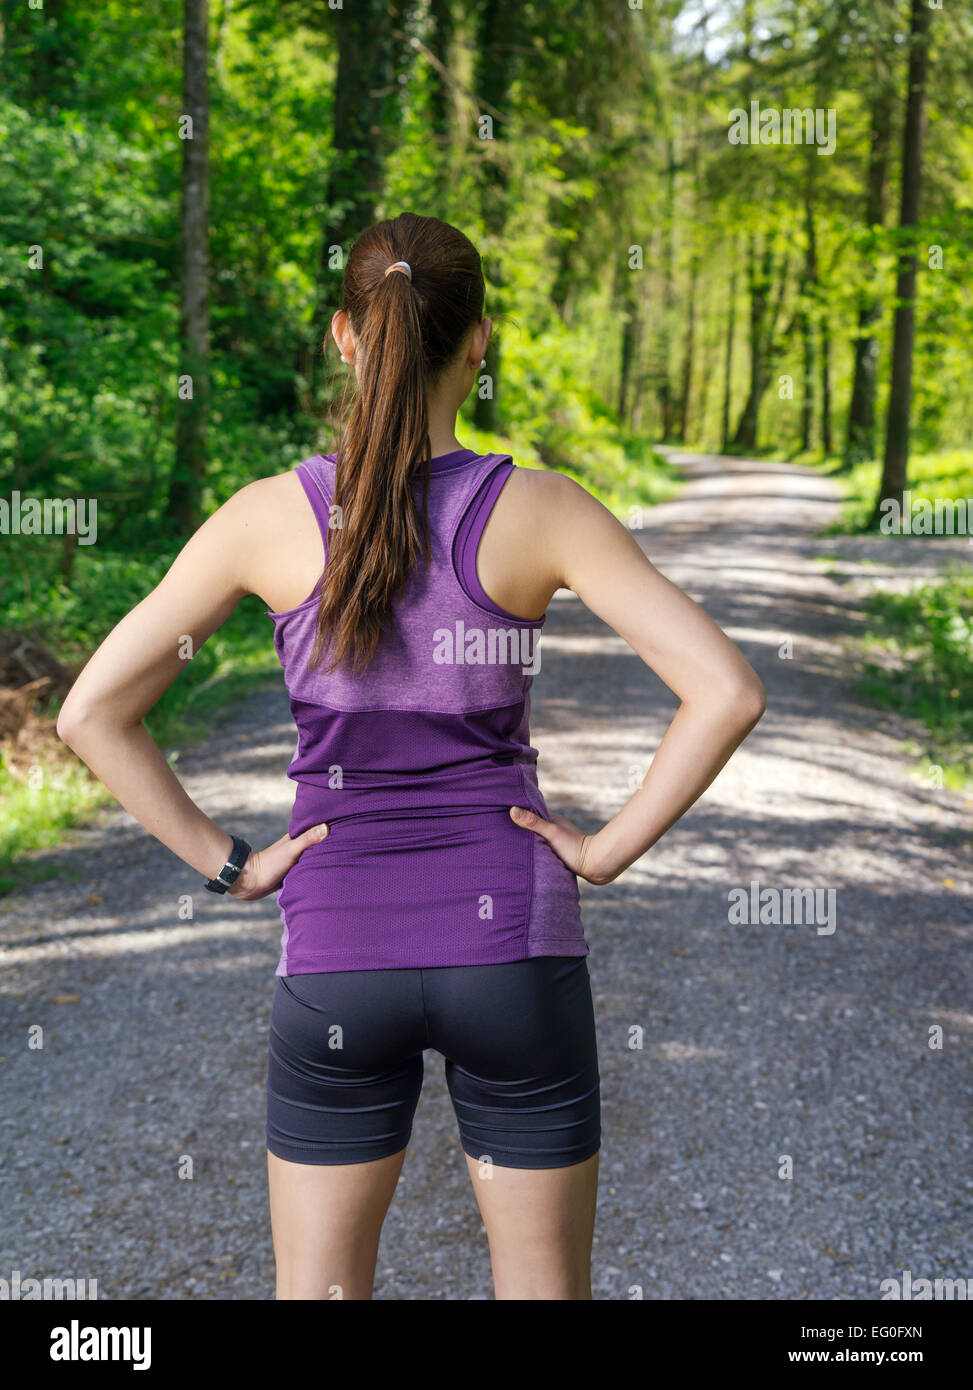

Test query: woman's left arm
[56,482,329,899]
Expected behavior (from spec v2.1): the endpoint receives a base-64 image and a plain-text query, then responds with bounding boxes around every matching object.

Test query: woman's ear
[331,309,356,364]
[470,317,492,368]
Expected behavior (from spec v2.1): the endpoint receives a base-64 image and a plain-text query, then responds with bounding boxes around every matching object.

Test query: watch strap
[204,835,251,894]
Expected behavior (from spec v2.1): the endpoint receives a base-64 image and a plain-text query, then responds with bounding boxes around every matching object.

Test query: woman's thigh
[265,968,427,1299]
[268,1148,407,1300]
[425,955,602,1298]
[462,1149,599,1299]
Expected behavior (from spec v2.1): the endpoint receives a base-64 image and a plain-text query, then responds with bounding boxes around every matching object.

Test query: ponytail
[309,213,485,674]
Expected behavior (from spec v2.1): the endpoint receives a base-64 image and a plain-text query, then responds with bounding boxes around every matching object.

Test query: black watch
[204,835,252,894]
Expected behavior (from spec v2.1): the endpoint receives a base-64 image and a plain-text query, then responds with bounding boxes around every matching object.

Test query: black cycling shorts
[266,955,600,1170]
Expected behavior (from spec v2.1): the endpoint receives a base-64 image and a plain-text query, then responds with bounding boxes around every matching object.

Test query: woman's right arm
[509,471,766,884]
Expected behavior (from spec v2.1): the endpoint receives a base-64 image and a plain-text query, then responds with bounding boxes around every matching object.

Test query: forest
[1,0,972,869]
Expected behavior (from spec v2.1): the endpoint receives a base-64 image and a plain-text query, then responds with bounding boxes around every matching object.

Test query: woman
[57,211,765,1301]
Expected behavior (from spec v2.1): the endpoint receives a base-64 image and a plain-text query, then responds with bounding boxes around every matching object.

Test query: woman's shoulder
[211,462,328,611]
[504,462,601,519]
[485,463,610,573]
[225,460,321,523]
[208,464,328,579]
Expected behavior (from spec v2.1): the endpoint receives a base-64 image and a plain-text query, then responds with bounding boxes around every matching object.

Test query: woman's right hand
[228,822,330,900]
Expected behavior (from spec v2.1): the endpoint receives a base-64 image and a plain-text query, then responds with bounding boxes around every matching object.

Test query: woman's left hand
[509,805,617,885]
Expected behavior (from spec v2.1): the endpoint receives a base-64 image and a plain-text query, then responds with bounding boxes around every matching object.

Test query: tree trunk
[677,246,698,444]
[844,84,894,467]
[676,135,700,445]
[733,231,792,454]
[214,0,233,83]
[820,310,833,456]
[297,2,406,414]
[799,192,817,454]
[870,0,932,527]
[695,284,719,445]
[630,279,649,432]
[429,0,455,199]
[731,235,769,452]
[721,256,737,453]
[656,135,677,439]
[167,0,210,534]
[617,259,640,424]
[799,311,814,453]
[472,0,523,433]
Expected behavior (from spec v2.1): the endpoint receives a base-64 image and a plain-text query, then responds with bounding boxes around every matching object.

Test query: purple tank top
[267,447,588,974]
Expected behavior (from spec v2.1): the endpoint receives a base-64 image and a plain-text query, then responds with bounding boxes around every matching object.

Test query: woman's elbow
[55,704,80,746]
[56,697,94,747]
[734,674,767,728]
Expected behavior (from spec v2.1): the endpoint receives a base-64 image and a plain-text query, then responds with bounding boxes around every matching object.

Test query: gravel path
[1,450,970,1301]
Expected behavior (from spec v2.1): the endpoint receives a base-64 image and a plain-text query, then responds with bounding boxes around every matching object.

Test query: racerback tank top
[267,447,588,974]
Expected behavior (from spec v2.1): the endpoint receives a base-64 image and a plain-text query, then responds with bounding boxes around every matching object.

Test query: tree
[616,256,641,425]
[676,241,698,445]
[721,252,738,454]
[656,135,678,440]
[167,0,210,533]
[843,81,894,466]
[870,0,933,526]
[296,1,410,415]
[428,0,457,201]
[731,232,790,453]
[799,188,818,454]
[470,0,525,433]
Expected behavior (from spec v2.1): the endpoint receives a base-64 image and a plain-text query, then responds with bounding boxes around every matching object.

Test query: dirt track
[1,450,970,1299]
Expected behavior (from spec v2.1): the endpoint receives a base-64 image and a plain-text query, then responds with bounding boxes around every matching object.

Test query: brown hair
[309,212,485,674]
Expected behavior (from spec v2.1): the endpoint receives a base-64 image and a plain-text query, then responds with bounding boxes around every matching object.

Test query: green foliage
[463,315,678,509]
[828,450,973,533]
[0,98,174,505]
[0,754,109,890]
[2,0,971,866]
[860,569,973,785]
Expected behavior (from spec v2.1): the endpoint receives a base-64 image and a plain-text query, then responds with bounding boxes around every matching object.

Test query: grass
[676,439,973,787]
[678,438,973,537]
[801,448,973,535]
[0,590,282,891]
[463,422,680,515]
[797,448,972,783]
[858,568,973,790]
[0,752,107,894]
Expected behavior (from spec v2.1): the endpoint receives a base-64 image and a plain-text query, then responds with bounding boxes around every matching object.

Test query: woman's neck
[426,428,463,457]
[425,380,465,458]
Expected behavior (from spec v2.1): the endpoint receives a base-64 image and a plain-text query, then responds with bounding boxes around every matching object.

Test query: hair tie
[384,261,412,281]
